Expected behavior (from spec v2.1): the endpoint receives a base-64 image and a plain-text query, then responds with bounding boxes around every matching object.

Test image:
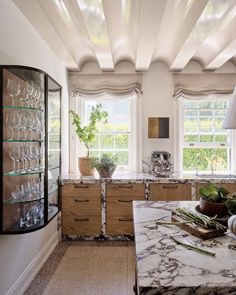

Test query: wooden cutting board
[171,213,226,240]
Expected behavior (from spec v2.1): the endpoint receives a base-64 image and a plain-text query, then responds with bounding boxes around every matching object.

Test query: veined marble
[133,201,236,295]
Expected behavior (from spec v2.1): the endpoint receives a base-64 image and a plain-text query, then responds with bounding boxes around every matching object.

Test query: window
[73,93,139,172]
[179,99,232,173]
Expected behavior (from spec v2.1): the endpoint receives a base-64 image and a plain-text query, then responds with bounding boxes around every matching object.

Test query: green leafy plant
[70,104,108,157]
[199,183,229,203]
[91,153,117,178]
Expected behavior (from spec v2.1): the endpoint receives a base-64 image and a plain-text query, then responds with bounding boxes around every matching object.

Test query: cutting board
[171,213,226,240]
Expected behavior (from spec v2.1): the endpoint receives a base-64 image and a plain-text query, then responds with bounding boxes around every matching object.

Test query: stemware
[5,111,20,140]
[8,146,19,173]
[18,111,28,140]
[26,80,34,107]
[7,78,20,106]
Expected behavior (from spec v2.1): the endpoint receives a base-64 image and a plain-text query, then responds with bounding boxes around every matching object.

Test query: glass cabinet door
[46,77,61,221]
[1,67,46,233]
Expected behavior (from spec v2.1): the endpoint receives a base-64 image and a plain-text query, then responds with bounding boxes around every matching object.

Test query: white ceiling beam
[205,39,236,70]
[37,0,96,71]
[169,0,209,70]
[102,0,135,67]
[13,0,77,69]
[135,0,166,71]
[195,2,236,68]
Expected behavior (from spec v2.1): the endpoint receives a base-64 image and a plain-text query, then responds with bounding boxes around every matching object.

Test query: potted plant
[70,104,108,176]
[198,183,229,217]
[92,153,117,178]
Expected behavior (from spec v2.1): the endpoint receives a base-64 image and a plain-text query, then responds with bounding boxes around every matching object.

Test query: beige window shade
[173,73,236,99]
[69,73,142,97]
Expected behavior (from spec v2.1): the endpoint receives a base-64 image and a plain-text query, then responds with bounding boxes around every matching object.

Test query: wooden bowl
[199,197,228,218]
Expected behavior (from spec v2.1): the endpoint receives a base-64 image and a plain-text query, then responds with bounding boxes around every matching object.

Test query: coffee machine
[151,151,172,177]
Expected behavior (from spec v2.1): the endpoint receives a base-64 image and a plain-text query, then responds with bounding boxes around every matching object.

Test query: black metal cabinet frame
[0,65,61,234]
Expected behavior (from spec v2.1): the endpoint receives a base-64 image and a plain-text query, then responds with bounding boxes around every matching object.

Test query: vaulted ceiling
[13,0,236,72]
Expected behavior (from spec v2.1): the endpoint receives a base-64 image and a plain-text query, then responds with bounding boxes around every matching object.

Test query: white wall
[0,1,69,294]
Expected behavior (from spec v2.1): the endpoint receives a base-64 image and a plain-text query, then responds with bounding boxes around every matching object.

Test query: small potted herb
[92,153,117,178]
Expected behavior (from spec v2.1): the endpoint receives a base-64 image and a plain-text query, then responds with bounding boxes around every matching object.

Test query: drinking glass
[19,145,27,172]
[26,80,34,107]
[18,111,27,140]
[8,146,19,173]
[7,78,20,106]
[5,111,20,140]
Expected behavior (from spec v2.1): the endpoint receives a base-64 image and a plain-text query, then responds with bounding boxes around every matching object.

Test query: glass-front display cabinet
[0,65,61,234]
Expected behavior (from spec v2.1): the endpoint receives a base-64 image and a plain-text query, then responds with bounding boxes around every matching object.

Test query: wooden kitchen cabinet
[61,183,101,235]
[149,183,192,201]
[106,183,145,235]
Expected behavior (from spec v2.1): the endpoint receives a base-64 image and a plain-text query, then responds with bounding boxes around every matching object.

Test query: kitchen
[1,0,236,295]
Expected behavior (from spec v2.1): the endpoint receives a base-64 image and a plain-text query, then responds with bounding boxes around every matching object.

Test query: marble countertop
[60,171,236,184]
[133,201,236,295]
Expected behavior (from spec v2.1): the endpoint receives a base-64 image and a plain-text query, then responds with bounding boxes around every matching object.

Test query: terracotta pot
[78,157,95,176]
[199,197,228,218]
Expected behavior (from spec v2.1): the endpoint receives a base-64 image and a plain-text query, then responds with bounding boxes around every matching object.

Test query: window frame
[69,93,141,173]
[178,97,235,174]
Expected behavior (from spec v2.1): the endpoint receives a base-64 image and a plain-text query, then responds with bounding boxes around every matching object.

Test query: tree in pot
[70,104,108,176]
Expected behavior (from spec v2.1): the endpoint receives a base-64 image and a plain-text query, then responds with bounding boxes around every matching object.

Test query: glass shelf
[3,169,45,176]
[48,187,58,196]
[3,195,44,204]
[48,166,60,171]
[2,139,44,143]
[2,105,44,111]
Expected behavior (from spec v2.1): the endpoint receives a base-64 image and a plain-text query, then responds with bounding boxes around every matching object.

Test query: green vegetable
[199,183,221,203]
[225,199,236,215]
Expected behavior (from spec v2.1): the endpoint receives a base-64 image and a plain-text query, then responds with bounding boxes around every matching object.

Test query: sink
[196,173,236,179]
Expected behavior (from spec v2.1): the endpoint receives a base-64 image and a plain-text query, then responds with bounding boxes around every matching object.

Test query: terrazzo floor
[24,241,136,295]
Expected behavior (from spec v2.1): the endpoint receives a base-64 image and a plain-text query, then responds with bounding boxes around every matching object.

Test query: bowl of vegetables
[198,183,235,218]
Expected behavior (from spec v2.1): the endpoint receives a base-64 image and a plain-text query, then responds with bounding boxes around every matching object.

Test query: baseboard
[5,231,59,295]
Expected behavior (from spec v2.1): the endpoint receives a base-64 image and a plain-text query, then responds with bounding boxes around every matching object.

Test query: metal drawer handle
[163,185,178,189]
[118,185,134,188]
[74,184,89,188]
[74,199,90,203]
[118,199,133,203]
[118,218,133,222]
[74,218,89,222]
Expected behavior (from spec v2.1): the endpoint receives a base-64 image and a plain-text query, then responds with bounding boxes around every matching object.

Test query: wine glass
[26,80,34,107]
[8,146,19,173]
[5,111,20,140]
[7,78,20,106]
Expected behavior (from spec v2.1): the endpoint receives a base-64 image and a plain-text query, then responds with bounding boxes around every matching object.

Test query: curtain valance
[173,73,236,99]
[69,73,142,97]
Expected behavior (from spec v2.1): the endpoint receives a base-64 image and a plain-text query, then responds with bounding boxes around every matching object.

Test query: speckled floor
[24,241,136,295]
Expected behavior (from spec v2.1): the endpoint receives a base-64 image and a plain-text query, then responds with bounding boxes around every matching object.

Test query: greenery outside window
[180,99,232,173]
[76,94,138,171]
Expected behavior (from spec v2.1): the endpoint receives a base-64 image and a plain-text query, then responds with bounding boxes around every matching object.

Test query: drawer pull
[118,218,133,222]
[118,199,133,203]
[74,199,90,203]
[118,185,134,189]
[74,184,89,189]
[163,185,178,189]
[74,218,89,222]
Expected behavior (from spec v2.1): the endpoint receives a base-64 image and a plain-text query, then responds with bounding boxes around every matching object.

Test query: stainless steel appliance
[151,151,172,177]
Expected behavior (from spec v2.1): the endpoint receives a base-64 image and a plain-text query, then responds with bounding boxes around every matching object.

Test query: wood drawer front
[107,195,144,216]
[106,215,134,235]
[227,183,236,194]
[149,183,192,201]
[106,183,145,198]
[62,214,101,235]
[195,183,228,200]
[62,196,101,216]
[61,184,101,198]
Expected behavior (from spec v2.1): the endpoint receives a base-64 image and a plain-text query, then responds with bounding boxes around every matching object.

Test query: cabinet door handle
[118,185,134,188]
[74,218,89,222]
[163,185,178,189]
[118,199,133,203]
[118,218,133,222]
[74,199,90,203]
[74,184,89,189]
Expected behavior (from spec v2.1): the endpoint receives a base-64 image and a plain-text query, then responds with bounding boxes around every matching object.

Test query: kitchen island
[133,201,236,295]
